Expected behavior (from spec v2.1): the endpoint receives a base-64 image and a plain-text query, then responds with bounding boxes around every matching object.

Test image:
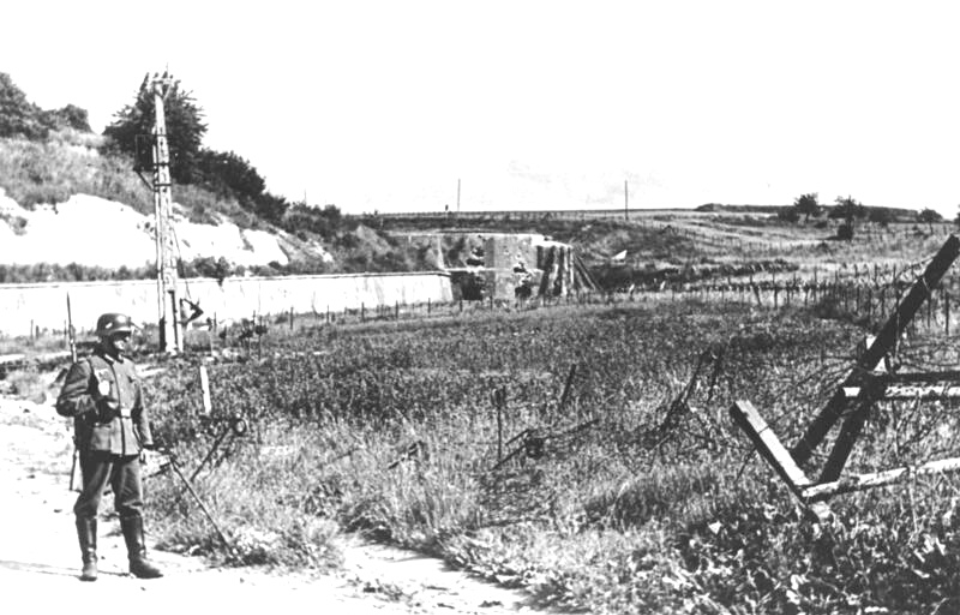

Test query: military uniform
[57,349,153,517]
[56,313,162,581]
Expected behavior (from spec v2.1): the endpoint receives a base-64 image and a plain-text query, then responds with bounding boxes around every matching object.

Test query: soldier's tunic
[56,348,154,519]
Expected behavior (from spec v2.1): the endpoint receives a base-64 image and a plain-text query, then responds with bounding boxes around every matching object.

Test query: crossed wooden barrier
[731,234,960,520]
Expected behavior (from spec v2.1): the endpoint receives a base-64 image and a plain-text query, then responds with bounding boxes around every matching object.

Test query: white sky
[5,1,960,217]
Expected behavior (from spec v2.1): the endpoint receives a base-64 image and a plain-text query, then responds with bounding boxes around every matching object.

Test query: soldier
[56,313,163,582]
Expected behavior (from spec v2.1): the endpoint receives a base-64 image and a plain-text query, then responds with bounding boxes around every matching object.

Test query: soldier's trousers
[73,451,144,519]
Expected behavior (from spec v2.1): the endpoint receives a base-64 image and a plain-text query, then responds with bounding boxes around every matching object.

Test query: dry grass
[4,368,50,404]
[144,297,960,612]
[0,132,254,226]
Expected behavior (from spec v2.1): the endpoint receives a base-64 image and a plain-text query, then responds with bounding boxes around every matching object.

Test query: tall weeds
[142,299,960,612]
[0,132,252,225]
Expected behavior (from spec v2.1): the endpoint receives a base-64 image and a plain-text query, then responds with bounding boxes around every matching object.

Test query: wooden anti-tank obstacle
[730,234,960,520]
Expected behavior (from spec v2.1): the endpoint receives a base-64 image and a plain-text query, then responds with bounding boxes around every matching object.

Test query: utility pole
[624,180,628,221]
[152,73,181,354]
[456,178,461,215]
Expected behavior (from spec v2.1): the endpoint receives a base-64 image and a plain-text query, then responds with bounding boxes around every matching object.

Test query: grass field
[5,208,960,612]
[137,286,960,613]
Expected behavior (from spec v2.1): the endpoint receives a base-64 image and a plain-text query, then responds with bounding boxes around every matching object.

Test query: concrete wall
[0,272,453,337]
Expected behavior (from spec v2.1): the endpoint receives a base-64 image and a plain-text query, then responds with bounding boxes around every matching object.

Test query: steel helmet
[95,313,134,337]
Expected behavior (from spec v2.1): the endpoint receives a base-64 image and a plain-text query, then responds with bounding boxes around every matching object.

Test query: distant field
[377,210,958,294]
[372,207,744,219]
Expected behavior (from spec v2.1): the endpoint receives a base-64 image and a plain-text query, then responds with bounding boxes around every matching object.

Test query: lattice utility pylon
[731,234,960,520]
[151,73,181,354]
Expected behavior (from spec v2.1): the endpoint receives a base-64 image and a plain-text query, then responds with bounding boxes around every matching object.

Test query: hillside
[0,128,947,289]
[370,207,957,292]
[0,187,327,270]
[0,71,951,288]
[0,132,439,281]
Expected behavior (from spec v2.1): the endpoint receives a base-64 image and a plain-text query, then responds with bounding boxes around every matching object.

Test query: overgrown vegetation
[101,72,295,225]
[0,73,89,140]
[0,71,441,278]
[132,294,960,613]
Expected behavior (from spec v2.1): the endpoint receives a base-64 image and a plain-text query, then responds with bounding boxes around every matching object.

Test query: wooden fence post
[494,387,506,462]
[199,364,213,416]
[946,289,951,336]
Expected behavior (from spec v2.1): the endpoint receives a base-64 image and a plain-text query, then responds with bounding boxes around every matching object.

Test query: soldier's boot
[120,515,163,579]
[76,516,98,582]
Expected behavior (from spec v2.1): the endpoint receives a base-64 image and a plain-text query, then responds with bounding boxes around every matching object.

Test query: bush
[195,149,266,203]
[47,104,91,132]
[0,73,55,140]
[777,208,801,223]
[5,368,47,403]
[282,204,344,240]
[868,208,894,227]
[0,262,153,283]
[181,256,233,283]
[248,192,289,225]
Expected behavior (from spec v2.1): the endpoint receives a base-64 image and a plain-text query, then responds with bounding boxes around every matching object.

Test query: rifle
[69,442,80,492]
[67,293,77,364]
[67,293,80,492]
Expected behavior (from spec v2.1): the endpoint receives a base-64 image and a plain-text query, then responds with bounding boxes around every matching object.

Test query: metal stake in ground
[157,450,237,558]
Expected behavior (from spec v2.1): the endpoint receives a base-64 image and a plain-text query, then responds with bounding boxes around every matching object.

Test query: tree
[0,73,91,139]
[868,208,894,227]
[832,195,865,240]
[831,196,865,222]
[195,149,266,202]
[0,72,53,140]
[917,208,943,234]
[102,73,207,184]
[48,104,91,132]
[792,192,821,222]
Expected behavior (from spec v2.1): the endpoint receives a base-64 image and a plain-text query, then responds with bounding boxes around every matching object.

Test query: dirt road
[0,395,541,614]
